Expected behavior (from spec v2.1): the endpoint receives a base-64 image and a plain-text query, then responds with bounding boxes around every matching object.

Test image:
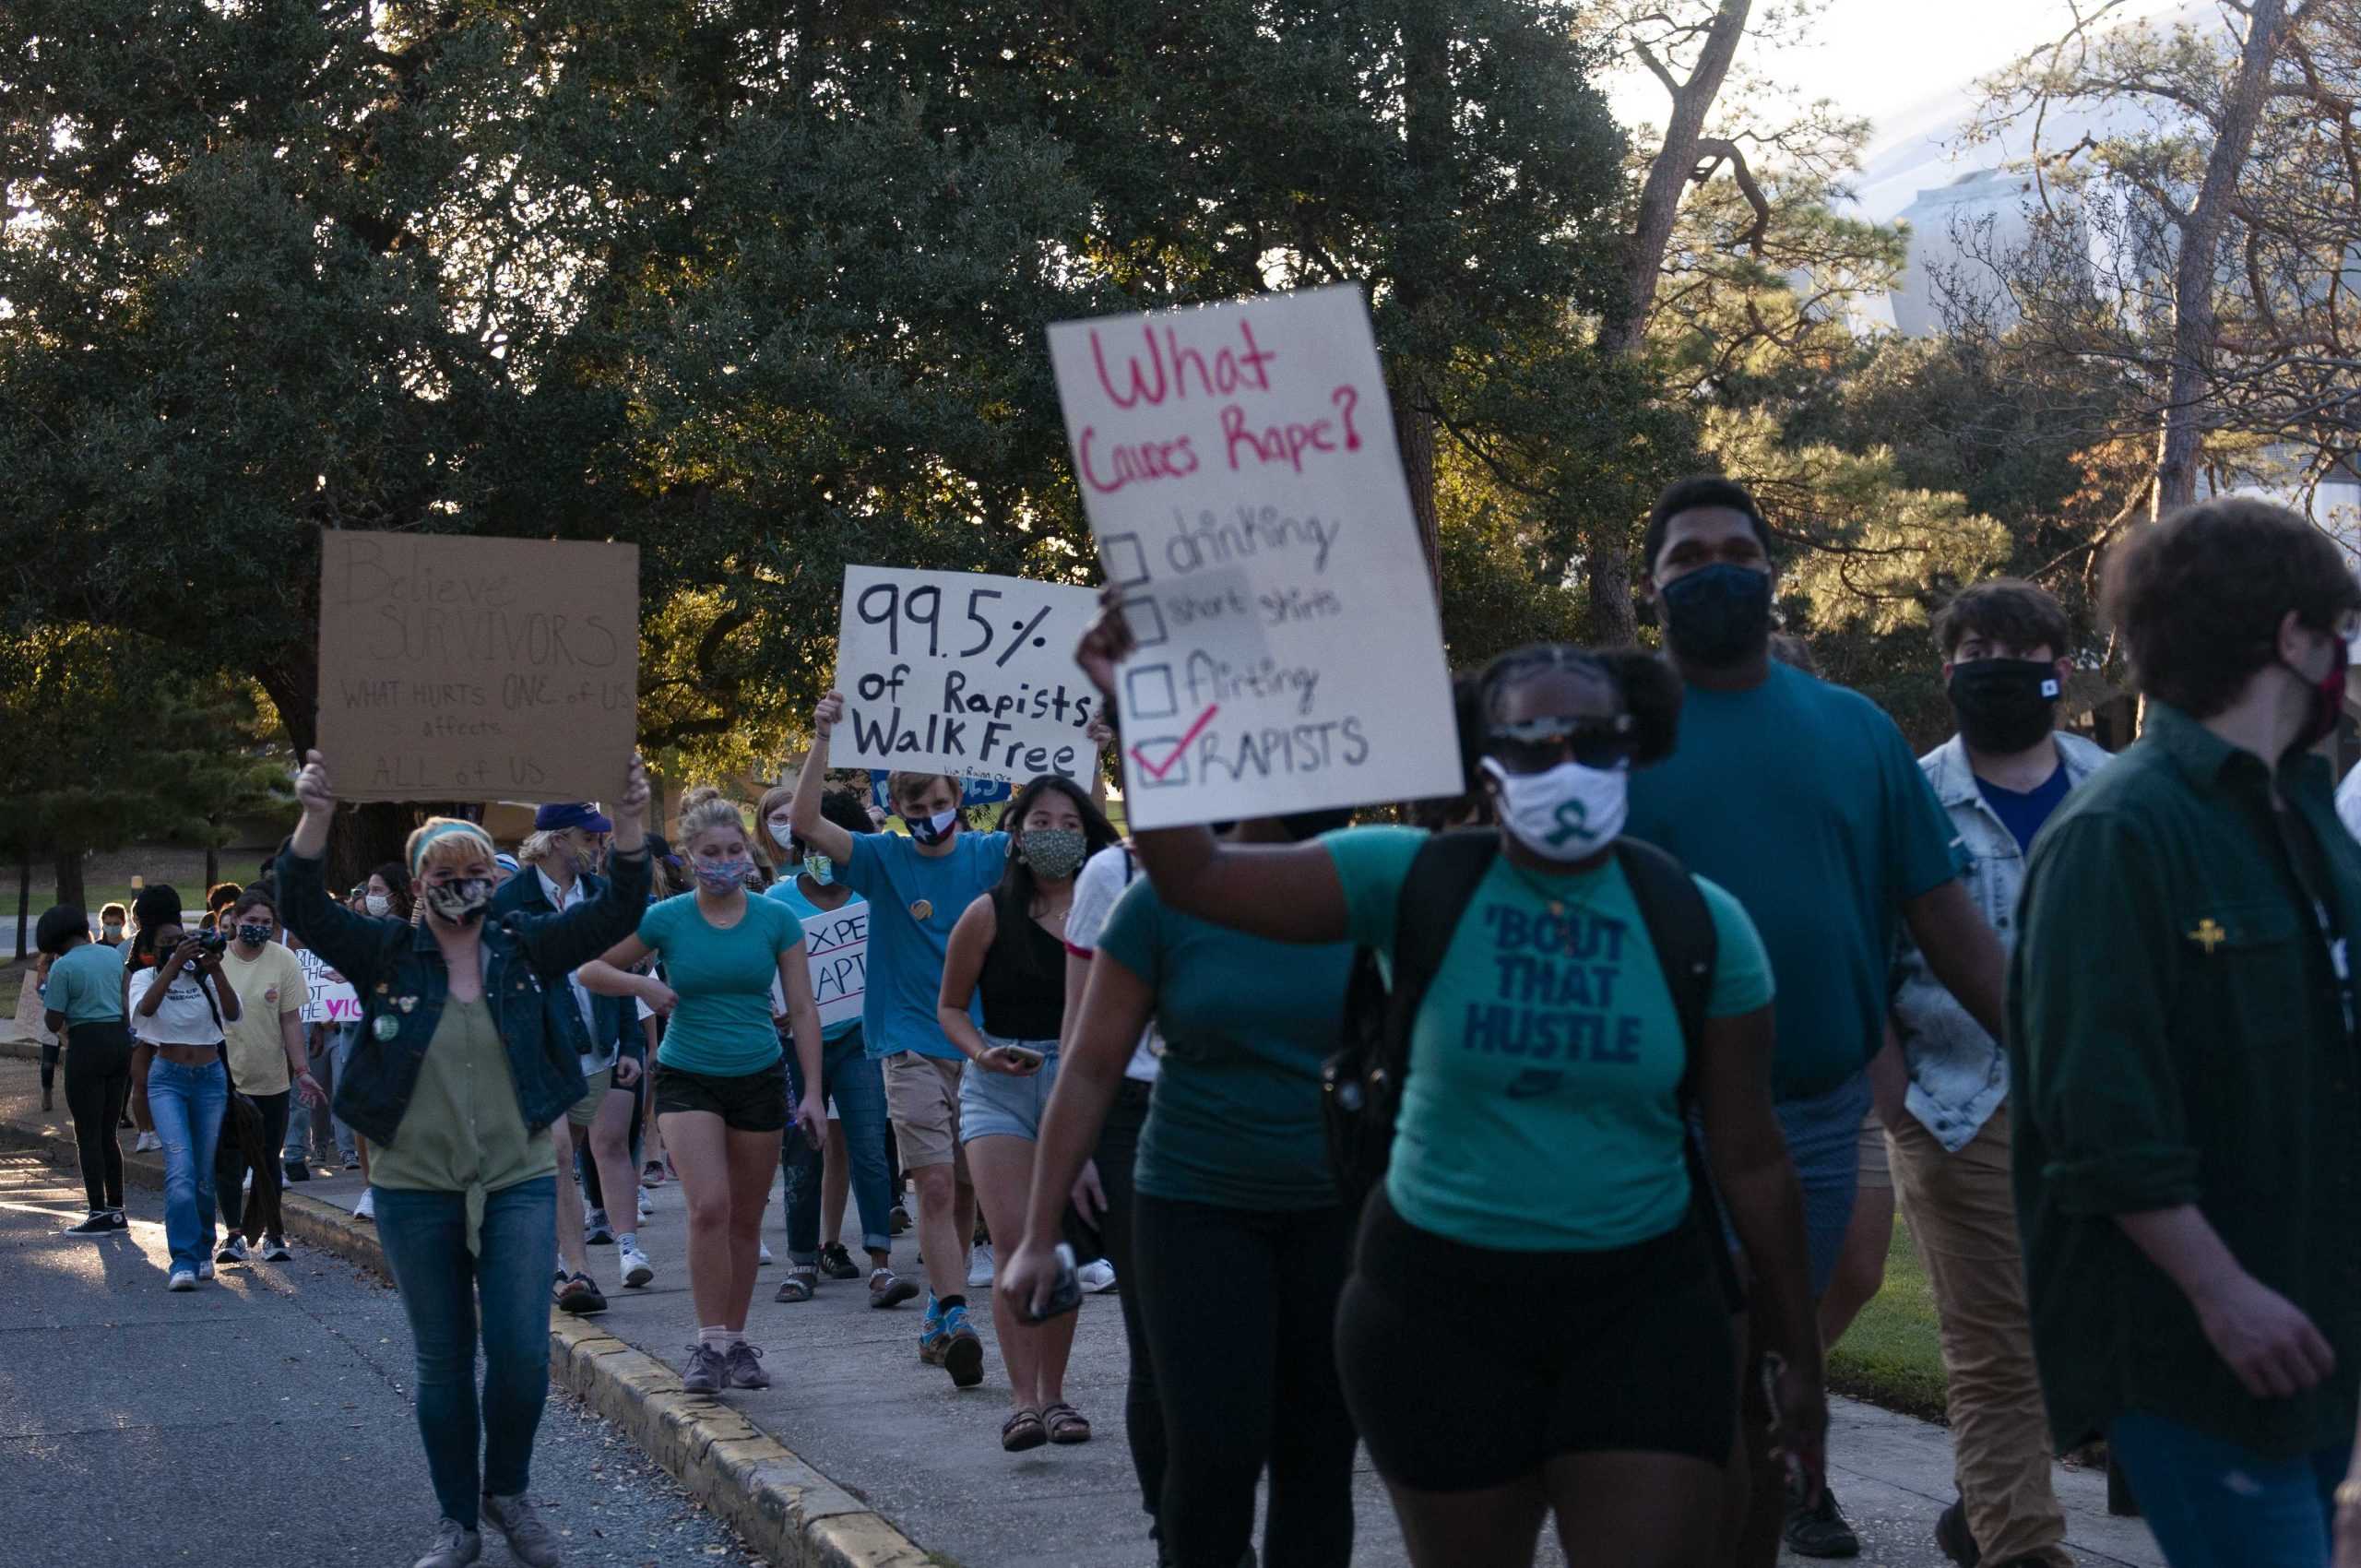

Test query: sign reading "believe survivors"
[1047,284,1459,827]
[831,564,1103,785]
[316,530,639,803]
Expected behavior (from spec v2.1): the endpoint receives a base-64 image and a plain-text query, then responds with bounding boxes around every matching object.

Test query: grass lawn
[1829,1213,1950,1422]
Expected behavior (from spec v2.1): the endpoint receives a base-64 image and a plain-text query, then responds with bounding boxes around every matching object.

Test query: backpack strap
[1382,830,1501,1075]
[1612,837,1718,1098]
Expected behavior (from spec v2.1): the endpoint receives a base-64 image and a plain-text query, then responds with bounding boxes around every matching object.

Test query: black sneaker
[817,1243,862,1281]
[63,1211,114,1235]
[889,1204,911,1235]
[215,1236,249,1265]
[261,1235,292,1262]
[1785,1479,1861,1559]
[1935,1497,1981,1567]
[107,1209,129,1230]
[283,1160,311,1183]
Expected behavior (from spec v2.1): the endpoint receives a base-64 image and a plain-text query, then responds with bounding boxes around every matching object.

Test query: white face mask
[767,818,794,850]
[363,893,392,918]
[1481,756,1629,862]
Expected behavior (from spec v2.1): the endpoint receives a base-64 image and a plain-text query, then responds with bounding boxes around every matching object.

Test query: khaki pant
[1888,1104,2072,1568]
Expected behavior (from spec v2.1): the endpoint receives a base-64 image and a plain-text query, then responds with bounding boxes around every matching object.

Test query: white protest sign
[296,948,362,1026]
[801,906,869,1030]
[1048,284,1458,827]
[832,565,1103,785]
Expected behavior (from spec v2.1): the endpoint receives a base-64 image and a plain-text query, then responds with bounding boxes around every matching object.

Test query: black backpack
[1322,830,1721,1213]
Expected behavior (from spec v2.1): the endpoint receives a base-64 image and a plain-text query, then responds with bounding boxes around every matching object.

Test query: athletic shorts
[883,1051,968,1182]
[1856,1109,1891,1192]
[565,1064,615,1129]
[1336,1191,1737,1491]
[652,1057,787,1134]
[957,1037,1060,1144]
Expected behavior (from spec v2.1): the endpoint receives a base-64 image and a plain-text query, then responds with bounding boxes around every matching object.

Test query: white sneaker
[167,1268,196,1291]
[757,1241,773,1265]
[196,1260,215,1282]
[353,1190,375,1221]
[620,1240,654,1289]
[135,1132,161,1153]
[1077,1258,1118,1294]
[411,1517,482,1568]
[967,1242,995,1290]
[636,1188,654,1224]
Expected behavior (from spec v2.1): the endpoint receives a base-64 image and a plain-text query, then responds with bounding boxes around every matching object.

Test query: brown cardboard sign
[316,530,639,803]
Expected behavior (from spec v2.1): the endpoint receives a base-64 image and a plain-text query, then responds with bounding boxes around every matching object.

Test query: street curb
[0,1047,931,1568]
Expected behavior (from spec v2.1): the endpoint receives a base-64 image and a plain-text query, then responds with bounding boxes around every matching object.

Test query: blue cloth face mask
[1658,562,1774,667]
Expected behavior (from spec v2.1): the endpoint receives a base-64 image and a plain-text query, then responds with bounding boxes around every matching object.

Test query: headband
[409,820,496,875]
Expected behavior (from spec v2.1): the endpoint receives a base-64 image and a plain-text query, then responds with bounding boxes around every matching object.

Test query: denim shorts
[957,1036,1060,1144]
[1776,1072,1874,1298]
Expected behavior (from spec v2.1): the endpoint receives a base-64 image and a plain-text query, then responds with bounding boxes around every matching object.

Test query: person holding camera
[125,884,243,1291]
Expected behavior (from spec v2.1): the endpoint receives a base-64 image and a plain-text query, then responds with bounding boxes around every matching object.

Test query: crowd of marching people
[30,482,2361,1568]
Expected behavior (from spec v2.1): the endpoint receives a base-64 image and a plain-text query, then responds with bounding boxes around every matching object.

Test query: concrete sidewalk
[0,1048,2161,1567]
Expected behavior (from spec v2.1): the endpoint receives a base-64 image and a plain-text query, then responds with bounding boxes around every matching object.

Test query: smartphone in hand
[1017,1242,1085,1324]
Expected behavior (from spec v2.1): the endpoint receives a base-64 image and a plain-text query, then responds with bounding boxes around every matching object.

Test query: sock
[938,1293,967,1313]
[699,1324,732,1348]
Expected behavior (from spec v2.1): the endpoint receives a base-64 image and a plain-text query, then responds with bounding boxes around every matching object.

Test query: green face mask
[803,853,834,886]
[1020,828,1088,882]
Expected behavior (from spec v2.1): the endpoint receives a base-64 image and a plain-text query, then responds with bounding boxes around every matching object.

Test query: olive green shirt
[2009,702,2361,1458]
[370,997,556,1253]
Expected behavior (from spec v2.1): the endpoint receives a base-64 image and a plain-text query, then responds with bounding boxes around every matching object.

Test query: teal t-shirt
[1622,661,1964,1099]
[1096,877,1354,1211]
[45,941,126,1028]
[1326,826,1773,1252]
[636,893,800,1076]
[840,830,1008,1062]
[765,878,866,1043]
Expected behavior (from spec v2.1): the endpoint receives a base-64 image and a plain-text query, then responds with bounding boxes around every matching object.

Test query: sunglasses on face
[1486,713,1636,775]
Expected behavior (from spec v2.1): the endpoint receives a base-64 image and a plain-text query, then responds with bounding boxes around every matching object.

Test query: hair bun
[679,785,723,809]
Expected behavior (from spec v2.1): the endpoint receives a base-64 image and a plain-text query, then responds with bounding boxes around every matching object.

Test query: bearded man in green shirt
[2011,497,2361,1568]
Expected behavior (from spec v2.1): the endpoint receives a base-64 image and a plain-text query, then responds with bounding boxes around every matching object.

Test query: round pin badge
[909,898,934,922]
[373,1014,401,1041]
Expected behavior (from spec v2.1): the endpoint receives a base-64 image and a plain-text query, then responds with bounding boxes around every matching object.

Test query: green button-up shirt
[2009,702,2361,1458]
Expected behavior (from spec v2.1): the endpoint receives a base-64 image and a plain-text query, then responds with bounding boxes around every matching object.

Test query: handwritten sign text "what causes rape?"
[317,530,639,804]
[1048,285,1458,827]
[832,565,1103,785]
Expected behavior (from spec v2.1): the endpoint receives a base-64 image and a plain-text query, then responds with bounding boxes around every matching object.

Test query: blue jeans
[146,1056,227,1273]
[1774,1071,1873,1298]
[2110,1411,2352,1568]
[373,1177,558,1528]
[782,1027,896,1261]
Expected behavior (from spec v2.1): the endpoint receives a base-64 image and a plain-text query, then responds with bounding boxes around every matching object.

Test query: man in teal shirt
[1620,476,2010,1564]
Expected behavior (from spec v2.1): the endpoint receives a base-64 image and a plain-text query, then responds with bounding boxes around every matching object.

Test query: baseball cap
[534,802,613,834]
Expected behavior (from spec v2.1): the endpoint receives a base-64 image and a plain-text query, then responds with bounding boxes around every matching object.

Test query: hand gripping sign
[1048,285,1459,827]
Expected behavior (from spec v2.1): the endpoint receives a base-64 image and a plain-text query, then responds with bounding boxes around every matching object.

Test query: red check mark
[1132,705,1219,782]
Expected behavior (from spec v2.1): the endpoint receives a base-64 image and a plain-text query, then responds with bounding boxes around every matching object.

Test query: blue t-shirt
[1325,826,1773,1251]
[635,893,801,1076]
[1977,764,2073,856]
[1622,660,1964,1099]
[840,830,1009,1061]
[765,877,868,1043]
[44,941,126,1028]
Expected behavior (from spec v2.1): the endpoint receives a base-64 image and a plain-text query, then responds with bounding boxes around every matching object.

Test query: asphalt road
[0,1147,761,1568]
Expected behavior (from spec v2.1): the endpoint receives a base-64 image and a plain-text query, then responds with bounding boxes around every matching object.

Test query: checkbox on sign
[1121,594,1169,649]
[1126,664,1179,720]
[1129,741,1190,787]
[1100,533,1152,589]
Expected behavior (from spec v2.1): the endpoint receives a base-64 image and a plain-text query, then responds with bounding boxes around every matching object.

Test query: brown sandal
[1041,1402,1092,1444]
[1001,1407,1047,1453]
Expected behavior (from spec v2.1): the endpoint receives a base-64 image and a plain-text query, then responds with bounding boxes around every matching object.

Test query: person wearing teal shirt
[39,906,133,1232]
[1618,475,2010,1564]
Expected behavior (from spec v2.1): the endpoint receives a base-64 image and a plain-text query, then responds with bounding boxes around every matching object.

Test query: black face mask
[1659,564,1774,667]
[1949,659,2060,755]
[234,922,273,948]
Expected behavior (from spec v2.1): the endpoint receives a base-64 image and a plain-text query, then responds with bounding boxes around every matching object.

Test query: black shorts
[651,1057,788,1134]
[1335,1191,1737,1492]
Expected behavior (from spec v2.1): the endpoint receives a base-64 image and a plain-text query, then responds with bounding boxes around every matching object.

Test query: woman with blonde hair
[278,750,653,1568]
[580,788,826,1396]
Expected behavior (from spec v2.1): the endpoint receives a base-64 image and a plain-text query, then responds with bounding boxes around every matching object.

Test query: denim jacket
[1892,731,2113,1151]
[488,867,645,1071]
[275,845,650,1147]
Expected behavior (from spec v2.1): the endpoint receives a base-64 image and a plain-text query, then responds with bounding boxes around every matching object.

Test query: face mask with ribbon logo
[907,808,960,847]
[1480,757,1630,863]
[1020,828,1089,882]
[423,878,494,926]
[803,853,834,885]
[694,855,754,893]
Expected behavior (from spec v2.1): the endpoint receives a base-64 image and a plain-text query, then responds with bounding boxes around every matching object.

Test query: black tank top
[978,901,1066,1041]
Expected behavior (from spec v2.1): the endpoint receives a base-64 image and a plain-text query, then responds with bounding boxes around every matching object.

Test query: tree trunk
[52,844,86,913]
[2152,0,2287,519]
[1393,384,1442,586]
[15,844,29,962]
[329,802,420,896]
[1393,10,1453,589]
[1591,0,1754,646]
[204,839,219,895]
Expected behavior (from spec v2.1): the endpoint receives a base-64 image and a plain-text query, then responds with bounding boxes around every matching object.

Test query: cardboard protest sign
[15,970,54,1046]
[801,905,869,1030]
[832,565,1102,785]
[317,530,639,803]
[1048,284,1458,827]
[296,948,362,1026]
